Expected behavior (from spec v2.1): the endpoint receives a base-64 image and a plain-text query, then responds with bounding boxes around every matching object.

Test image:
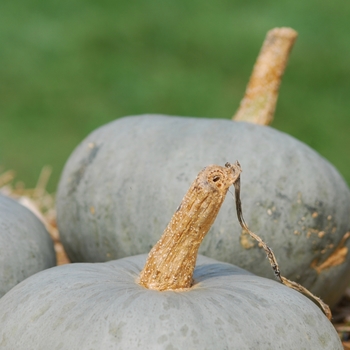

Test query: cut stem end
[138,162,242,291]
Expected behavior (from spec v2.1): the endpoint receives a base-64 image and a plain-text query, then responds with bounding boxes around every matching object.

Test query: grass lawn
[1,0,349,191]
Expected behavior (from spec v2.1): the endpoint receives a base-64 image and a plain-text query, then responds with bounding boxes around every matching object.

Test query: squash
[0,195,56,297]
[56,114,350,306]
[56,28,350,307]
[0,165,342,349]
[0,255,342,349]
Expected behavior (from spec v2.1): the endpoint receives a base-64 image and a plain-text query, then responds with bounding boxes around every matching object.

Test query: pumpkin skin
[56,115,350,307]
[0,254,342,349]
[0,195,56,297]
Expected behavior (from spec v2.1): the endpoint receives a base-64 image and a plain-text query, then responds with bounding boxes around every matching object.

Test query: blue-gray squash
[0,254,342,350]
[0,195,56,297]
[56,114,350,307]
[56,28,350,307]
[0,165,342,349]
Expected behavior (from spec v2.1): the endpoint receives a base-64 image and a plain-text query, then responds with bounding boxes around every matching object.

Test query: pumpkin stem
[233,27,298,125]
[138,162,242,291]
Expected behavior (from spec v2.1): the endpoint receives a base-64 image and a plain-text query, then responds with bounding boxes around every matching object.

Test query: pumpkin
[0,165,342,349]
[56,28,350,307]
[0,194,56,297]
[56,115,350,306]
[0,255,342,350]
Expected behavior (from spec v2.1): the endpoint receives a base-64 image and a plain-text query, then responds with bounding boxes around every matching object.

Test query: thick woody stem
[233,27,298,125]
[139,162,242,291]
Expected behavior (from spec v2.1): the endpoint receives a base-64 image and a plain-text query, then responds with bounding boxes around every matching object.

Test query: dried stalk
[233,27,298,125]
[33,165,52,199]
[0,170,16,188]
[139,163,242,291]
[231,170,332,320]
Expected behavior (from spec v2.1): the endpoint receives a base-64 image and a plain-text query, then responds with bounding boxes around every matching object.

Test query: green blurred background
[1,0,349,192]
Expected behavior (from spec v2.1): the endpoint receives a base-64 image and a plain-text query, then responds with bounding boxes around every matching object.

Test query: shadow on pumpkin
[193,262,253,284]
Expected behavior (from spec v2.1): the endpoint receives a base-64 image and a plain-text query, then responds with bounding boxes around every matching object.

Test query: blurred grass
[0,0,349,191]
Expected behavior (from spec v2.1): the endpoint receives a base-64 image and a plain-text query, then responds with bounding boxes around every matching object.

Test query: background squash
[56,115,350,307]
[0,195,56,297]
[56,28,350,307]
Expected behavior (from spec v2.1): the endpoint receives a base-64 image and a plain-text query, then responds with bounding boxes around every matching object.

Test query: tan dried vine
[139,161,331,320]
[230,162,332,320]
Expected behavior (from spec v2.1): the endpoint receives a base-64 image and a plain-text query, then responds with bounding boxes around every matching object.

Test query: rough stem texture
[233,27,298,125]
[139,162,242,291]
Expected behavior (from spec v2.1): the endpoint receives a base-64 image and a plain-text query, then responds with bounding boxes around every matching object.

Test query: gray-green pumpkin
[56,114,350,308]
[0,254,342,350]
[5,164,341,349]
[0,194,56,297]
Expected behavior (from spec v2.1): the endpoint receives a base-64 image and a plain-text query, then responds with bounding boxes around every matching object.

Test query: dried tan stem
[139,162,242,291]
[0,170,16,188]
[34,165,52,199]
[233,27,298,125]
